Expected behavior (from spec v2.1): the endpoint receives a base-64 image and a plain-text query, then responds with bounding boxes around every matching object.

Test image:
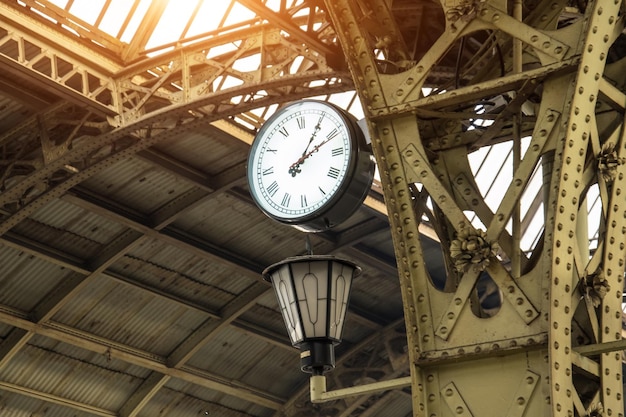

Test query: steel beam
[322,0,626,416]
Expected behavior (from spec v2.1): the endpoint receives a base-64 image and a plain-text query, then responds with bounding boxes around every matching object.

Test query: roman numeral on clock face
[267,181,279,196]
[327,167,340,179]
[247,100,372,228]
[281,193,291,207]
[332,148,343,156]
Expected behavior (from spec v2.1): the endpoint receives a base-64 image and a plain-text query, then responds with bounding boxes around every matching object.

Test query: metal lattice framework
[0,0,626,416]
[323,0,626,415]
[0,0,352,230]
[0,2,403,417]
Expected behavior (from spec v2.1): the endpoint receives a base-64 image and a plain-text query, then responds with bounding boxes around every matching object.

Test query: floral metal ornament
[581,268,610,308]
[597,142,625,183]
[450,228,499,273]
[586,401,604,417]
[446,0,485,23]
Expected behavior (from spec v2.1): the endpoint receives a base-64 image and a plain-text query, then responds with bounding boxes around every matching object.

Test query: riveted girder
[323,0,626,415]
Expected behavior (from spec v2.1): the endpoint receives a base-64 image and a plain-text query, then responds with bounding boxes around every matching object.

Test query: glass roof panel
[99,0,141,39]
[186,1,234,38]
[68,0,106,25]
[47,0,68,7]
[223,2,257,26]
[145,0,201,50]
[118,0,152,43]
[22,0,319,59]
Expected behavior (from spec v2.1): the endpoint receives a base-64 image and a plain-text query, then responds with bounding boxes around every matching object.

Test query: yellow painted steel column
[323,0,626,416]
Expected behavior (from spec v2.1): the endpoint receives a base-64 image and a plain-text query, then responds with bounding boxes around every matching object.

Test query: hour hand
[290,115,324,176]
[288,135,333,177]
[288,163,301,177]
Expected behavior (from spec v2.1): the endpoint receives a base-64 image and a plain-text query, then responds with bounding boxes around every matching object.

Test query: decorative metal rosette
[597,142,625,183]
[450,228,499,273]
[581,268,610,308]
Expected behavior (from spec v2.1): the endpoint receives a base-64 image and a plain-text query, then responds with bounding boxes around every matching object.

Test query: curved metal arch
[0,0,348,137]
[0,73,353,235]
[0,1,353,230]
[110,24,347,126]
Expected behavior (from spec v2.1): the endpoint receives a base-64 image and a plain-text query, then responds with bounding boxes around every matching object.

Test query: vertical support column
[323,0,626,416]
[322,1,444,413]
[548,1,624,416]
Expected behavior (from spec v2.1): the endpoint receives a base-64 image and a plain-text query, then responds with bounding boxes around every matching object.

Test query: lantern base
[300,341,335,375]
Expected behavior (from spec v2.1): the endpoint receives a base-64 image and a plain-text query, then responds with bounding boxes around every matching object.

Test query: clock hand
[288,135,335,177]
[288,114,324,177]
[299,114,324,158]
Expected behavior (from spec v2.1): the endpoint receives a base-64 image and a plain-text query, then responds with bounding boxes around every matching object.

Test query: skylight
[21,1,296,58]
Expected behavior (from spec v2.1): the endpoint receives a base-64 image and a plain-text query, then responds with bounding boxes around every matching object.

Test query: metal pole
[309,375,412,403]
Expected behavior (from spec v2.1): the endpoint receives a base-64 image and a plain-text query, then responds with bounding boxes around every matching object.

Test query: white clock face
[248,101,354,221]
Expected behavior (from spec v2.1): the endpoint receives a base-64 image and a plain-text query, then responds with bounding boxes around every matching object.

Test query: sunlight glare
[263,0,282,11]
[224,2,256,26]
[120,0,152,43]
[68,0,106,25]
[47,0,68,7]
[146,0,200,50]
[98,0,136,37]
[186,1,232,37]
[232,54,261,72]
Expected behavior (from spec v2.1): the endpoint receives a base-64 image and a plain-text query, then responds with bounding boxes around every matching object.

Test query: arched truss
[0,2,407,417]
[0,1,353,233]
[323,0,626,415]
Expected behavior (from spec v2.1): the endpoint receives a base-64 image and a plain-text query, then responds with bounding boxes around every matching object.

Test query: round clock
[247,100,375,232]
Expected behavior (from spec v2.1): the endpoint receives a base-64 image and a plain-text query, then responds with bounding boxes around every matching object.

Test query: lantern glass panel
[291,261,329,339]
[329,260,353,340]
[268,264,303,344]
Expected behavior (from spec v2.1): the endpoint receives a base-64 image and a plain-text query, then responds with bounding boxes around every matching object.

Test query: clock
[247,100,375,232]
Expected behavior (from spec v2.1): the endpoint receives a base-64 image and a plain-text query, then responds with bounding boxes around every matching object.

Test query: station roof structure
[0,1,599,417]
[0,1,421,416]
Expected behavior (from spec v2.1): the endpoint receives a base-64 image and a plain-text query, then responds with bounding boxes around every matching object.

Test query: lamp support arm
[309,375,412,403]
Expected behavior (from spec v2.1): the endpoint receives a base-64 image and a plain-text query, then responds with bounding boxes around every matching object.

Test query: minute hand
[300,115,324,157]
[289,135,335,170]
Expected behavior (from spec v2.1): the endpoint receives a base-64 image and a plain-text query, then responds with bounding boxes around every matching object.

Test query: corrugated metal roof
[171,192,314,265]
[139,385,263,417]
[153,127,249,176]
[0,392,100,417]
[0,342,144,412]
[0,4,419,417]
[0,245,70,311]
[51,278,209,356]
[80,157,196,215]
[118,237,257,303]
[11,219,103,262]
[186,327,301,398]
[29,198,127,245]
